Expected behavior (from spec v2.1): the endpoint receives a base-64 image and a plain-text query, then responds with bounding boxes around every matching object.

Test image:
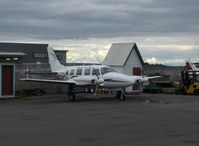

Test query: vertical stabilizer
[47,47,64,72]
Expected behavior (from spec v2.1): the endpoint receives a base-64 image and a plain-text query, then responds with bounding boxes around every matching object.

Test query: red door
[133,67,141,76]
[2,65,14,96]
[132,67,141,91]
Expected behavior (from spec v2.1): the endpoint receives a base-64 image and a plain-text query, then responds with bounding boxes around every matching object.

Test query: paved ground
[0,93,199,146]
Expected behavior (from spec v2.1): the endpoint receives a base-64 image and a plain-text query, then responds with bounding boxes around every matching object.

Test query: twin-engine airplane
[21,47,159,101]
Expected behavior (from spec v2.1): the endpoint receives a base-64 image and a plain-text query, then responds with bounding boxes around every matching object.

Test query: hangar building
[0,42,68,98]
[0,42,68,64]
[0,53,26,98]
[103,43,144,92]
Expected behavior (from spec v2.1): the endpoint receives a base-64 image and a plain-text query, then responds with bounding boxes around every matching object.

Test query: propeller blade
[92,68,104,96]
[93,68,100,79]
[93,78,104,96]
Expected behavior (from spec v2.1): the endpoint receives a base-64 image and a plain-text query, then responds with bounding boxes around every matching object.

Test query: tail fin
[47,47,64,72]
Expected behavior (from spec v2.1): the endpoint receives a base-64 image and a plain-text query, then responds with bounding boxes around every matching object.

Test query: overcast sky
[0,0,199,65]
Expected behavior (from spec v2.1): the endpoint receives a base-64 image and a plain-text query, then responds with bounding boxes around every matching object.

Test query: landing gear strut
[68,93,76,102]
[116,90,126,101]
[68,85,76,102]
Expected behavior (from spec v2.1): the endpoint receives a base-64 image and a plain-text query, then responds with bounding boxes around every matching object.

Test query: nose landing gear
[116,90,126,101]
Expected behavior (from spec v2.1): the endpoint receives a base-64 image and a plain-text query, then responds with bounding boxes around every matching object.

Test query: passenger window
[76,69,82,75]
[65,70,69,75]
[92,68,100,75]
[84,68,91,75]
[70,69,75,75]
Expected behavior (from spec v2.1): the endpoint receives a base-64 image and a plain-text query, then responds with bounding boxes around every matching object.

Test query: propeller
[92,67,100,79]
[92,67,104,96]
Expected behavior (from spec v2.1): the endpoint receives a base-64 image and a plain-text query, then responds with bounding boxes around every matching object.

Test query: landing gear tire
[116,91,125,101]
[68,93,76,102]
[119,94,126,101]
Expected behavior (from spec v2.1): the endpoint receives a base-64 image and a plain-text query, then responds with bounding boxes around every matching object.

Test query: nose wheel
[116,90,126,101]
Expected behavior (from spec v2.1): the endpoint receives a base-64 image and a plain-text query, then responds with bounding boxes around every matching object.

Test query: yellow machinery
[184,82,199,95]
[180,70,199,95]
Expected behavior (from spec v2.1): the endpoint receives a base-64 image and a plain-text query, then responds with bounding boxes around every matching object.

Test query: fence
[15,63,67,93]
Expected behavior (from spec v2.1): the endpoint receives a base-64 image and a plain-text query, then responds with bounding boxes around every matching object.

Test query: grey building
[0,42,68,64]
[103,43,144,92]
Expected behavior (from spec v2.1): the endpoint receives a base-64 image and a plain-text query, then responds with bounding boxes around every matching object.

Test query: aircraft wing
[20,76,103,86]
[20,78,77,85]
[24,71,57,75]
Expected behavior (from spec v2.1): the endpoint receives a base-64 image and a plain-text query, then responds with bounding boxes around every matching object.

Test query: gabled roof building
[103,43,144,92]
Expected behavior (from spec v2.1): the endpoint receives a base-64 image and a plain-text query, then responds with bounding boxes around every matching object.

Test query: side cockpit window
[101,67,113,75]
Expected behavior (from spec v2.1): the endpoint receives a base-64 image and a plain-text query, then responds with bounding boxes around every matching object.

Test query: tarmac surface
[0,93,199,146]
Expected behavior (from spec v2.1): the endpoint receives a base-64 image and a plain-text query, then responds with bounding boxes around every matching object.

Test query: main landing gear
[67,86,126,102]
[68,85,76,102]
[68,92,76,102]
[116,90,126,101]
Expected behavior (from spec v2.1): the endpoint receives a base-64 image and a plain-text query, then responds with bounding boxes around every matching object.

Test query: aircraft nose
[118,74,136,85]
[104,72,134,84]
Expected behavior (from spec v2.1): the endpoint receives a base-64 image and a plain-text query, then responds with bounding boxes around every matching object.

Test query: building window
[33,52,48,58]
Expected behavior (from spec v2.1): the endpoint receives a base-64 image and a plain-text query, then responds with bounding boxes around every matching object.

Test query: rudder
[47,47,64,72]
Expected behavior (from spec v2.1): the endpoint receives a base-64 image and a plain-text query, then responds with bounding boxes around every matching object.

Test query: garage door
[2,65,14,96]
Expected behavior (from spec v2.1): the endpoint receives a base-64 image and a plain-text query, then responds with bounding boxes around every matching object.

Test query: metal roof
[0,52,26,56]
[0,42,48,47]
[103,43,144,66]
[55,50,69,52]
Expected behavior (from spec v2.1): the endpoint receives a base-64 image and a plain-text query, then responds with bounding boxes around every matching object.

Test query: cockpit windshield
[101,67,114,75]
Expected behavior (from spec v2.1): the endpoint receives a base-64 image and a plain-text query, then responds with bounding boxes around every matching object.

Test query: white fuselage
[56,65,141,89]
